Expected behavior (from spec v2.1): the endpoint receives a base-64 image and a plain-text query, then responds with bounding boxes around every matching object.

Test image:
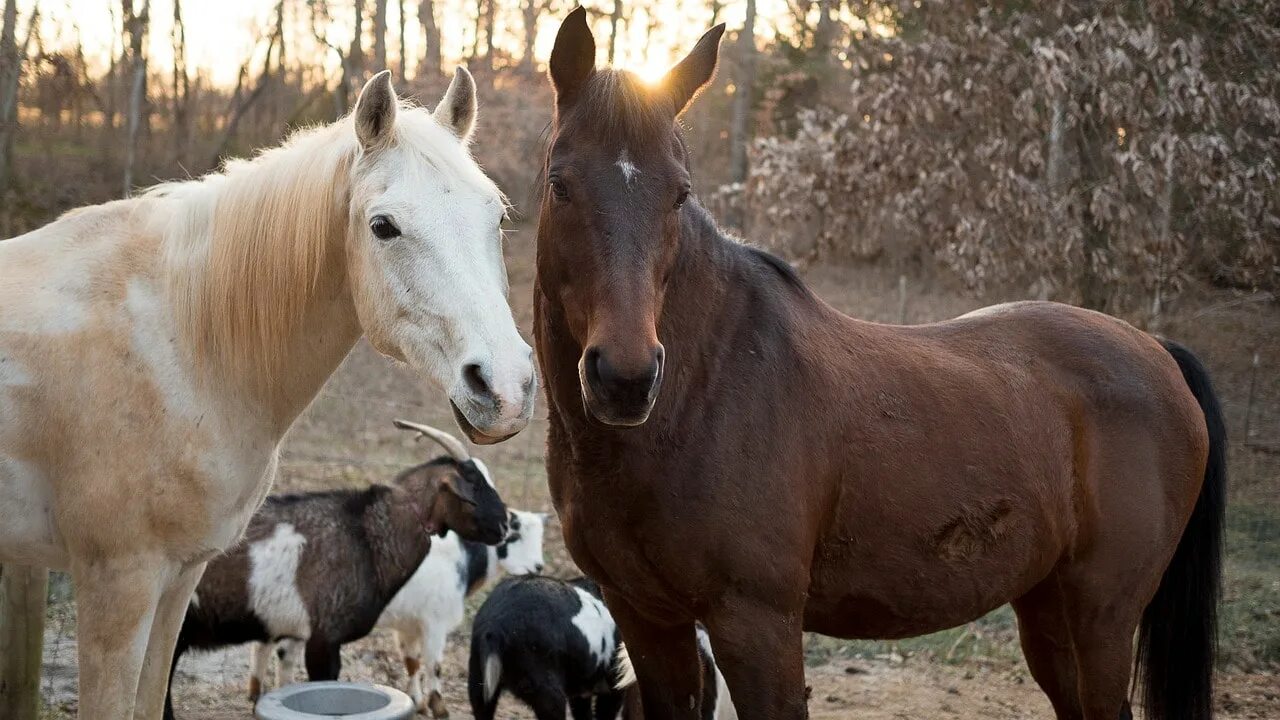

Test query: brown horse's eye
[550,178,570,203]
[674,189,690,209]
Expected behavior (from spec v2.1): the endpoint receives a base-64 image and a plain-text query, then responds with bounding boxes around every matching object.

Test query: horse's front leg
[703,595,808,720]
[134,560,206,720]
[71,552,168,720]
[603,590,702,720]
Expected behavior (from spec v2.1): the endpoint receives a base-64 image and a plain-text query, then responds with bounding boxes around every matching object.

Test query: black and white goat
[163,420,507,720]
[468,575,623,720]
[616,627,737,720]
[379,508,547,716]
[467,574,736,720]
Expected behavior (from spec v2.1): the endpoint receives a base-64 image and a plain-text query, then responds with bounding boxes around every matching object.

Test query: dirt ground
[38,226,1280,718]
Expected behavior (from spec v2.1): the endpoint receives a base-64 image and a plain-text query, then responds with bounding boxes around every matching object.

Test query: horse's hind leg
[1012,575,1083,720]
[71,553,166,719]
[1016,568,1142,720]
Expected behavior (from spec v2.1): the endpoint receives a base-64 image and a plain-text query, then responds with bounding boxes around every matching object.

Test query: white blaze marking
[617,150,640,188]
[249,523,310,638]
[571,587,617,668]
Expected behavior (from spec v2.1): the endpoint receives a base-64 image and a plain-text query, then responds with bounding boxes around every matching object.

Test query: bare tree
[727,0,756,219]
[419,0,442,77]
[397,0,407,78]
[481,0,496,71]
[121,0,151,197]
[0,0,33,216]
[349,0,366,90]
[607,0,623,64]
[171,0,190,167]
[373,0,388,71]
[519,0,553,75]
[211,3,285,168]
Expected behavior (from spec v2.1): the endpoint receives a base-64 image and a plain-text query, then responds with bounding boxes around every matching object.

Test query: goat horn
[393,419,471,462]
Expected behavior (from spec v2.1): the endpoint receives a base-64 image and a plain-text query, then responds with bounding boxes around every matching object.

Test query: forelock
[561,69,673,144]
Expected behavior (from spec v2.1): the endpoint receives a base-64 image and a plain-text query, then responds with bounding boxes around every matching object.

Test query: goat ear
[442,473,479,507]
[550,6,595,104]
[354,70,397,150]
[434,66,478,142]
[662,24,725,116]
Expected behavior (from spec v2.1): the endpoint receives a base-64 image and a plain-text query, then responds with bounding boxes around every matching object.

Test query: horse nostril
[463,362,496,405]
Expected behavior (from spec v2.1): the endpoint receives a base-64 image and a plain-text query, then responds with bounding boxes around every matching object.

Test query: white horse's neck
[160,123,364,435]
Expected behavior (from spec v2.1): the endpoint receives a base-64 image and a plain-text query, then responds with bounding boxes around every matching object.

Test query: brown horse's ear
[354,70,397,150]
[550,6,596,103]
[664,24,726,115]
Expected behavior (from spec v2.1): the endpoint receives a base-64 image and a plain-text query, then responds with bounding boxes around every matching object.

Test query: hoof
[427,691,449,719]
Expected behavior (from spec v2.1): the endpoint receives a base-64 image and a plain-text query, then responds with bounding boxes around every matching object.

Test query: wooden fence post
[0,564,47,720]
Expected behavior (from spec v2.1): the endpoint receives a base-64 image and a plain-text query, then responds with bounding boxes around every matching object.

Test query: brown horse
[534,9,1225,720]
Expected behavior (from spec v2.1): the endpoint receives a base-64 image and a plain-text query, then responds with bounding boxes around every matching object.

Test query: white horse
[0,69,535,719]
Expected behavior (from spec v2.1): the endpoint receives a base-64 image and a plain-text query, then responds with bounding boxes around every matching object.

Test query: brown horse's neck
[536,199,815,442]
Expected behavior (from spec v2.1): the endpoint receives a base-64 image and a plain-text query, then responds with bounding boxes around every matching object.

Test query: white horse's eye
[370,215,400,240]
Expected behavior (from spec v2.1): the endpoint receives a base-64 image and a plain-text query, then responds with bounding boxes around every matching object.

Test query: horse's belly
[804,525,1064,639]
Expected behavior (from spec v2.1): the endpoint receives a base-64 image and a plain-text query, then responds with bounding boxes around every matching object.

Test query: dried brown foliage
[740,1,1280,310]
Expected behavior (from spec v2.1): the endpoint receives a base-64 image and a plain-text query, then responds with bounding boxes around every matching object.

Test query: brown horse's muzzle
[579,343,664,426]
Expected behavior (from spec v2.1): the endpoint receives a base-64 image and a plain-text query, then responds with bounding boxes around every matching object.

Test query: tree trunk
[710,0,723,26]
[348,0,366,94]
[608,0,623,65]
[122,0,151,198]
[728,0,757,193]
[813,0,837,58]
[397,0,407,78]
[1073,92,1112,312]
[419,0,441,78]
[373,0,388,72]
[482,0,496,71]
[0,0,20,210]
[471,0,482,61]
[0,566,48,720]
[171,0,189,168]
[519,0,539,75]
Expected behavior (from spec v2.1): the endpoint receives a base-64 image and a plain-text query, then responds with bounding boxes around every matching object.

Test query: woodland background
[0,0,1276,314]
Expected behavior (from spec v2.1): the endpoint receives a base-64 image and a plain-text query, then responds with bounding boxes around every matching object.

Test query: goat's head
[393,419,509,545]
[497,509,547,575]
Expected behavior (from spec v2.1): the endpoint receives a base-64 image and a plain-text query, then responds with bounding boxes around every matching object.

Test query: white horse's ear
[355,70,398,150]
[434,67,478,142]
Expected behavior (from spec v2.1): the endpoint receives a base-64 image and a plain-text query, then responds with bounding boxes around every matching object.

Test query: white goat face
[499,510,547,575]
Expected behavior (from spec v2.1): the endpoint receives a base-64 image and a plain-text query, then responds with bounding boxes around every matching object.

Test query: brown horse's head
[541,8,724,427]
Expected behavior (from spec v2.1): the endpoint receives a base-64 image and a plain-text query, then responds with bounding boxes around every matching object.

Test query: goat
[468,575,623,720]
[255,508,548,717]
[381,508,547,717]
[616,626,737,720]
[163,421,507,719]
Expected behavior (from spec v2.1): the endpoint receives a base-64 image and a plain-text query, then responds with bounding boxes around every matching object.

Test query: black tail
[1136,340,1227,720]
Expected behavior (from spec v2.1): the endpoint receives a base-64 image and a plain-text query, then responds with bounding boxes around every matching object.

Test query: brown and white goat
[163,422,507,719]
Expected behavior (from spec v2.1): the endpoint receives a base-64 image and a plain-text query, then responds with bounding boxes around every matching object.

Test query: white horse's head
[346,71,534,443]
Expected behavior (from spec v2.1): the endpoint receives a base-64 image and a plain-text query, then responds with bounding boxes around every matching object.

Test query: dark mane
[741,245,810,296]
[680,200,813,299]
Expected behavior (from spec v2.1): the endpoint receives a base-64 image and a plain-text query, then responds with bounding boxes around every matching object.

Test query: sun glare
[630,57,672,85]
